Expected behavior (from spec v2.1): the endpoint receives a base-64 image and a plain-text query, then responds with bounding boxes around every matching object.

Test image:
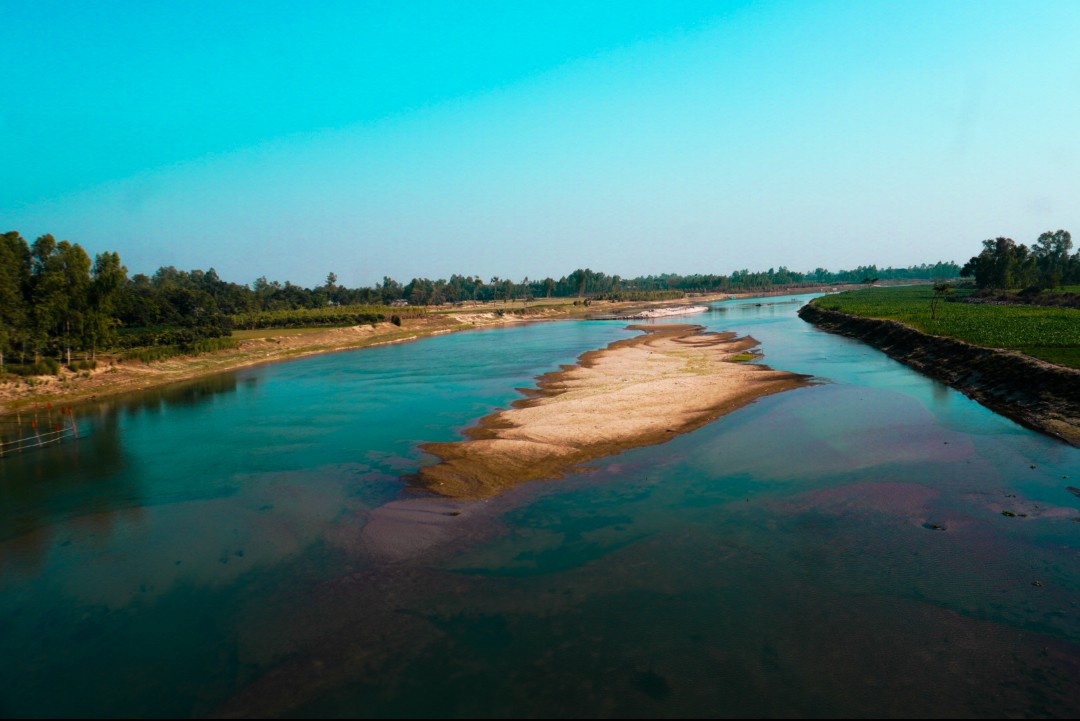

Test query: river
[1,295,1077,717]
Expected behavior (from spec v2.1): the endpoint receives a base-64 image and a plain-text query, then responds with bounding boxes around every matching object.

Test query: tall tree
[960,237,1029,289]
[0,232,32,369]
[88,251,128,357]
[1033,229,1072,289]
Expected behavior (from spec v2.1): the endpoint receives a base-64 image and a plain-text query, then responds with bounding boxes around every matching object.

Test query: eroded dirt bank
[798,303,1080,446]
[414,324,811,499]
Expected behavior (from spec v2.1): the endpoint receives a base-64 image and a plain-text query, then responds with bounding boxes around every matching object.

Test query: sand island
[415,323,811,498]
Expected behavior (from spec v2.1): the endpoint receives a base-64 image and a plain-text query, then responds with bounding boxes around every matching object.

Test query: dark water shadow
[0,374,249,562]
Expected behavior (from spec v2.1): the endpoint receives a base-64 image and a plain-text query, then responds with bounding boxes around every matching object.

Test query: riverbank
[0,287,849,417]
[588,304,710,320]
[414,323,811,498]
[0,310,556,416]
[0,295,744,416]
[798,302,1080,446]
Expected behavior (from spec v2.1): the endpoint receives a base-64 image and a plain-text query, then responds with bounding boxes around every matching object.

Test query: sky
[2,0,1079,288]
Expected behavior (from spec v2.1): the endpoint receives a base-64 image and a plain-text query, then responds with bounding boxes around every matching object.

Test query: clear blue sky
[3,0,1079,287]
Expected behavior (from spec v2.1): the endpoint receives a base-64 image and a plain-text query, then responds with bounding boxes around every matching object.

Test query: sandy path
[416,324,811,498]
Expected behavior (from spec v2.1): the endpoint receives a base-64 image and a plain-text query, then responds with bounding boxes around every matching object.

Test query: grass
[120,337,239,364]
[230,304,422,330]
[813,285,1080,369]
[232,327,333,340]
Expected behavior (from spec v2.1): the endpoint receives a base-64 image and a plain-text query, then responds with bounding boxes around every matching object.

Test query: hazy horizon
[3,0,1079,286]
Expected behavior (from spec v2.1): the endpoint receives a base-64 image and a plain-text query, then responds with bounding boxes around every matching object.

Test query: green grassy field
[813,286,1080,369]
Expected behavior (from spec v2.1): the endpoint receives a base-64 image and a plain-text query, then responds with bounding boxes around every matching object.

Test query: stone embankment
[798,303,1080,446]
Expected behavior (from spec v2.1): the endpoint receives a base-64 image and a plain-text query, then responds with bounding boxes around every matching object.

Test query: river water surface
[2,296,1078,717]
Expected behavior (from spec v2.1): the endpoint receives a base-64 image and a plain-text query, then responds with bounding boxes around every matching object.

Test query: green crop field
[813,285,1080,369]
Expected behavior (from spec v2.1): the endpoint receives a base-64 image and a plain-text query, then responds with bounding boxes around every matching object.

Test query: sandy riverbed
[416,324,811,498]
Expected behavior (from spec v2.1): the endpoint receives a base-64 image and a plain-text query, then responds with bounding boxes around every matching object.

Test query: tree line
[959,230,1078,290]
[1,228,961,371]
[1,232,127,371]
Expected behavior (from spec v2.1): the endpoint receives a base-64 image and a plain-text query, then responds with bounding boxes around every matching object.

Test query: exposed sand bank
[415,324,811,499]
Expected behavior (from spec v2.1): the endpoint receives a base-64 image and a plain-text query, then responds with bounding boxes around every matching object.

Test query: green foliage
[0,227,994,371]
[960,230,1078,290]
[815,285,1080,368]
[1022,347,1080,367]
[67,359,98,372]
[187,337,238,354]
[594,290,685,302]
[230,305,422,330]
[121,346,185,364]
[120,337,237,364]
[5,358,61,376]
[116,322,231,349]
[390,314,402,326]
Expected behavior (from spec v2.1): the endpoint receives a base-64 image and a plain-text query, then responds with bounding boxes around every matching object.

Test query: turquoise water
[1,297,1078,717]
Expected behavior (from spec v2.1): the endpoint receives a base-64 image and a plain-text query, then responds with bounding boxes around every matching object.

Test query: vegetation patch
[230,304,424,330]
[815,286,1080,369]
[4,358,62,377]
[121,337,238,364]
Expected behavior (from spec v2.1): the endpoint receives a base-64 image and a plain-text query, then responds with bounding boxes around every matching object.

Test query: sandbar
[416,324,811,498]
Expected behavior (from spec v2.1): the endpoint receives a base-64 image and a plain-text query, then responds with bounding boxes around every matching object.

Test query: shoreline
[0,288,834,418]
[588,304,711,320]
[798,303,1080,446]
[413,323,811,499]
[0,295,729,417]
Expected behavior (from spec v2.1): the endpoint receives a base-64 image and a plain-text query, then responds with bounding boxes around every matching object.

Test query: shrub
[122,346,184,364]
[390,315,402,326]
[121,337,239,364]
[230,304,417,330]
[67,359,98,372]
[5,358,61,376]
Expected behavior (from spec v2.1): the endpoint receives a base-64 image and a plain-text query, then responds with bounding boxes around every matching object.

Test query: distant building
[389,299,410,307]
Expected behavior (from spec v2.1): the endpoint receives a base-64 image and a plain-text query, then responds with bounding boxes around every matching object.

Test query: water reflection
[113,370,243,417]
[0,405,127,546]
[0,374,247,563]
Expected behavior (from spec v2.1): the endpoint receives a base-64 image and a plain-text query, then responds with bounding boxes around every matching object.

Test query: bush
[5,358,61,376]
[595,290,686,302]
[230,304,419,330]
[121,337,239,364]
[390,315,402,326]
[121,346,184,364]
[67,359,98,372]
